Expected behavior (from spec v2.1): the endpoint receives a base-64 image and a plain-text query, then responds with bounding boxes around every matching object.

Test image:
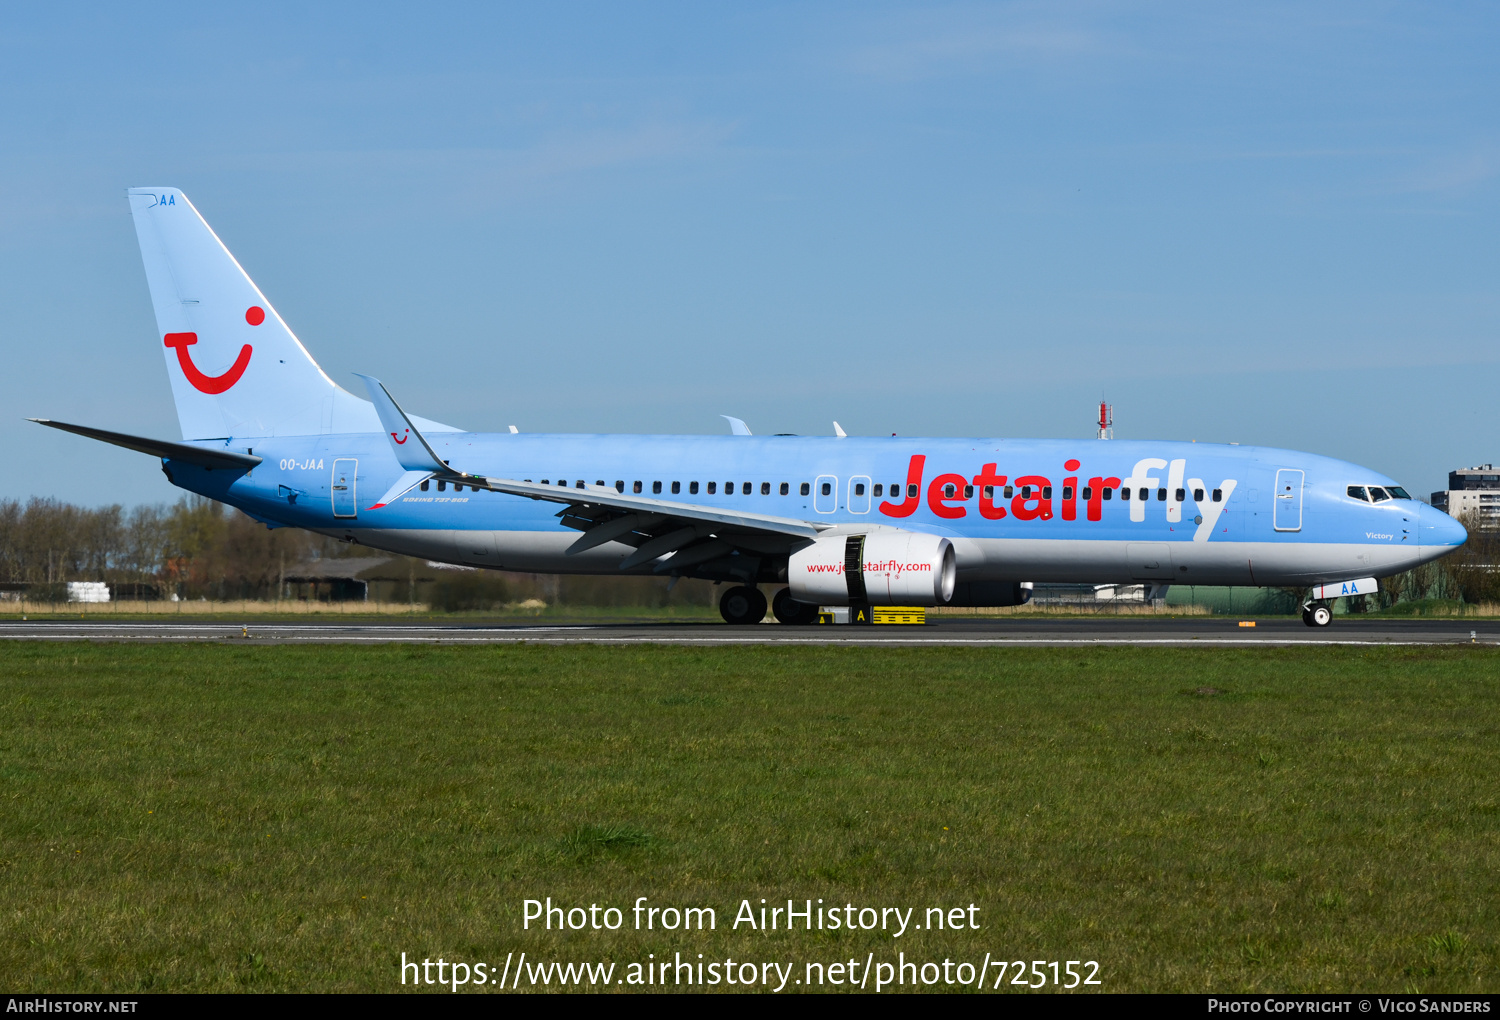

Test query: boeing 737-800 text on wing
[32,189,1468,627]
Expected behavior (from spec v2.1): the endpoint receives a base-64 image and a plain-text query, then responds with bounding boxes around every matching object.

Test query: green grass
[1,644,1498,993]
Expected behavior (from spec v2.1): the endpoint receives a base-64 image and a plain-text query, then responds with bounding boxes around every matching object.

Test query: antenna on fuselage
[1096,401,1113,440]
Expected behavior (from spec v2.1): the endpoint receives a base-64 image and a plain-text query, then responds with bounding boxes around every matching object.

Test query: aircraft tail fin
[127,188,460,441]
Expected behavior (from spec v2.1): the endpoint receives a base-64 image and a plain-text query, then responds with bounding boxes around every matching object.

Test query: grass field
[2,643,1497,993]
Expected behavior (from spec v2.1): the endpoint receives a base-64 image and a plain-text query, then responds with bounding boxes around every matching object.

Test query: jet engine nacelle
[788,531,956,606]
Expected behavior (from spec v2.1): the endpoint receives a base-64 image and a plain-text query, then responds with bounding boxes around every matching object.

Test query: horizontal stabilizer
[29,418,261,471]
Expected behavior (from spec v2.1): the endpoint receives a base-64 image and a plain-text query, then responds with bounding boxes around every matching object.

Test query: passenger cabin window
[1043,486,1053,499]
[1061,486,1072,500]
[984,485,995,499]
[1020,485,1031,498]
[1120,488,1130,501]
[689,481,699,494]
[742,482,752,495]
[964,485,974,499]
[708,482,717,494]
[800,483,810,496]
[1212,489,1223,502]
[1157,488,1166,501]
[437,480,447,491]
[1082,486,1092,500]
[943,483,956,498]
[853,483,865,496]
[420,480,429,491]
[907,483,918,498]
[615,480,625,492]
[1138,487,1147,501]
[596,480,605,487]
[873,483,883,497]
[1003,485,1014,498]
[633,481,643,494]
[1102,487,1112,500]
[725,481,734,494]
[652,481,662,494]
[1175,488,1185,502]
[780,482,790,495]
[820,482,832,496]
[671,481,680,494]
[1193,488,1204,502]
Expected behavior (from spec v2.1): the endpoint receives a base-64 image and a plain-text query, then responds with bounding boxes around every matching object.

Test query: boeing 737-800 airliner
[32,189,1468,627]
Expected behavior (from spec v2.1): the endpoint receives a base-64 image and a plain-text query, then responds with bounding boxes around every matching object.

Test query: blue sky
[2,2,1496,505]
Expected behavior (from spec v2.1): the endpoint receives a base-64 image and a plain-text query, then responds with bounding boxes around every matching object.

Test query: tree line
[0,496,713,608]
[0,496,358,601]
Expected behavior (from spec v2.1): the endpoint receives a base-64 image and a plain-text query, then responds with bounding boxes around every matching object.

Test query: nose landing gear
[719,585,768,624]
[1301,601,1333,628]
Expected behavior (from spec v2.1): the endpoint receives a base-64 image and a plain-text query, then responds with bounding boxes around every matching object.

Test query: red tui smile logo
[163,332,252,394]
[391,429,409,445]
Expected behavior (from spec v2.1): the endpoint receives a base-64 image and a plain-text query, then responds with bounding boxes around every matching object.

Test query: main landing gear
[771,587,819,625]
[719,585,768,625]
[1301,601,1333,628]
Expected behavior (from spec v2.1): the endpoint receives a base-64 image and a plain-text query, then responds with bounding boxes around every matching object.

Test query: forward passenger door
[1273,468,1304,532]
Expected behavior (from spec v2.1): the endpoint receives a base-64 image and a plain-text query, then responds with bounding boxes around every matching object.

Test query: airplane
[32,188,1468,628]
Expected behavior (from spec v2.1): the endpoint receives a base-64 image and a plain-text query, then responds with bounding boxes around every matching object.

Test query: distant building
[1432,464,1500,529]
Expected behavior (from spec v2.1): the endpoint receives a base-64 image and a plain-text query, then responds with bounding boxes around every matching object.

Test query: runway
[0,617,1493,646]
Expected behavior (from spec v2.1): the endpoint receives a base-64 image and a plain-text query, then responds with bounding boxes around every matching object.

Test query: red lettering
[1011,474,1053,521]
[1084,475,1122,522]
[971,464,1008,520]
[927,473,969,519]
[879,455,925,518]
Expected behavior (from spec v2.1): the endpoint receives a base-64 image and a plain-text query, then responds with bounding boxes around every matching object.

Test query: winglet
[721,415,752,436]
[833,421,847,438]
[355,374,449,473]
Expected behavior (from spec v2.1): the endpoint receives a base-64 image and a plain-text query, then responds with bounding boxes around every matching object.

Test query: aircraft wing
[29,418,262,471]
[360,376,830,572]
[468,477,828,571]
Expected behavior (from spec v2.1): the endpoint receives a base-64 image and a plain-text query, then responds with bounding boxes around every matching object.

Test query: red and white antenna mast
[1096,401,1113,440]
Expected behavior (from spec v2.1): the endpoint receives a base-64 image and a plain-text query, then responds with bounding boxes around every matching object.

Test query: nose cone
[1420,504,1468,549]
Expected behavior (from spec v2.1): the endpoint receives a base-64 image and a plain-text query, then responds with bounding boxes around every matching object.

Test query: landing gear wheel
[772,587,819,625]
[1302,602,1332,628]
[719,586,768,625]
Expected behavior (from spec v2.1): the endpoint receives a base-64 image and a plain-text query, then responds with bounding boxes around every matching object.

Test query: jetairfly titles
[30,188,1468,627]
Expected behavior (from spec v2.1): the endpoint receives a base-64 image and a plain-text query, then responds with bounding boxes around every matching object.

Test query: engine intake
[789,532,956,606]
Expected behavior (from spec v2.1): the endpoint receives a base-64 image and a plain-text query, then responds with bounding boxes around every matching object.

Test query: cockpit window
[1369,486,1391,502]
[1387,486,1411,500]
[1347,486,1368,501]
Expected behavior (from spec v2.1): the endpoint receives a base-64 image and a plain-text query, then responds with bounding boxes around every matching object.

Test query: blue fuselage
[163,432,1467,589]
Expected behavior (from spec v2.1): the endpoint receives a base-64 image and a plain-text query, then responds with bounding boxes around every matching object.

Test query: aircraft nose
[1419,504,1468,548]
